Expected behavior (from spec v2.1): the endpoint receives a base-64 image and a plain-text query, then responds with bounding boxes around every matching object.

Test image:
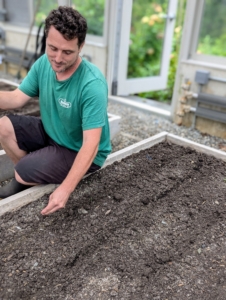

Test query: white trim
[0,22,38,36]
[181,59,226,72]
[109,95,171,118]
[85,35,107,48]
[188,0,204,59]
[190,54,226,66]
[106,0,119,93]
[0,79,19,86]
[116,0,132,94]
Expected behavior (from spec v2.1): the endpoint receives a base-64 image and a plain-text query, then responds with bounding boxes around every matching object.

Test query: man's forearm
[0,89,30,110]
[41,127,102,215]
[60,142,99,194]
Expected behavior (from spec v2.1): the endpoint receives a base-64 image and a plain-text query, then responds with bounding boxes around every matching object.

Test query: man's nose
[55,51,63,62]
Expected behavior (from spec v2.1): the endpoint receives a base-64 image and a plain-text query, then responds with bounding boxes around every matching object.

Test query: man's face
[46,26,83,74]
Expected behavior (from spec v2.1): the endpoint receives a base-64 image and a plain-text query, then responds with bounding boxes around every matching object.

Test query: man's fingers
[41,201,65,215]
[41,189,69,215]
[41,208,57,215]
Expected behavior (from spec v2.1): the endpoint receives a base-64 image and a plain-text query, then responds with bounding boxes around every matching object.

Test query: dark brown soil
[1,141,226,299]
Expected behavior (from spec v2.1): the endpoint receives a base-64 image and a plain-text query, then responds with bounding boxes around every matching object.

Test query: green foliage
[72,0,105,36]
[128,1,167,78]
[197,33,226,57]
[139,27,180,102]
[199,0,226,40]
[127,0,185,103]
[197,0,226,57]
[34,0,58,26]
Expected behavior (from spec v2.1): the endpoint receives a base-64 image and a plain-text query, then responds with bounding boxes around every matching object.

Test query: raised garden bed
[1,133,226,299]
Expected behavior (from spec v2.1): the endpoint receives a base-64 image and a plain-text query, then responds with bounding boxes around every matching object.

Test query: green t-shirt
[19,54,111,166]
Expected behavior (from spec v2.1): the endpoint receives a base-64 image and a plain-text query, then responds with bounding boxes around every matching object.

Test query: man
[0,6,111,215]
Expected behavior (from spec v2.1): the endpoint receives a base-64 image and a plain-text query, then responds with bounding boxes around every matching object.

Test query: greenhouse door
[112,0,177,96]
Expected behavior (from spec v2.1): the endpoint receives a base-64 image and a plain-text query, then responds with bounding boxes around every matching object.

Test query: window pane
[197,0,226,57]
[71,0,105,36]
[35,0,58,26]
[127,0,168,79]
[5,0,31,26]
[34,0,105,37]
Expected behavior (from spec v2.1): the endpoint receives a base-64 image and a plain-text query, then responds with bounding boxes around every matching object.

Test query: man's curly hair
[45,6,87,47]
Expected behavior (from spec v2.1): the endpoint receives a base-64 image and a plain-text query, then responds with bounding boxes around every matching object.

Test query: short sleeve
[81,78,108,131]
[18,58,40,97]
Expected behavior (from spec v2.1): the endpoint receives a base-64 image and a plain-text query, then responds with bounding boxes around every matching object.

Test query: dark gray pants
[7,114,100,184]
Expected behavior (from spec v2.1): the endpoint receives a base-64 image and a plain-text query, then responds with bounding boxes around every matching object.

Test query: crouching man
[0,6,111,215]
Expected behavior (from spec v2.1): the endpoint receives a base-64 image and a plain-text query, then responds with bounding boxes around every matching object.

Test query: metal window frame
[85,0,110,47]
[187,0,226,66]
[106,0,178,96]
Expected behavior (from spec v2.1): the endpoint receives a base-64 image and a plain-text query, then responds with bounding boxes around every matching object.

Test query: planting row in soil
[1,140,226,299]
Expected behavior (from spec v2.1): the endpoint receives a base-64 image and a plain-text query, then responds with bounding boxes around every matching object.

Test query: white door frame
[107,0,178,96]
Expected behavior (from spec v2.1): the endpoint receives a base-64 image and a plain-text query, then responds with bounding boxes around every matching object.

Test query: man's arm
[0,88,31,110]
[41,127,102,215]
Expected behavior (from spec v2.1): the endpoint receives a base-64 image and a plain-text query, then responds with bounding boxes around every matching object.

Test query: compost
[1,141,226,299]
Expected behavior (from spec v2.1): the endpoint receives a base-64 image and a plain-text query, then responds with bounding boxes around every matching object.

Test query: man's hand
[41,185,71,215]
[41,128,102,216]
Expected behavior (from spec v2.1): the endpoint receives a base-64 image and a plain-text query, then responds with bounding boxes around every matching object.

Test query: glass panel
[4,0,31,26]
[197,0,226,57]
[34,0,105,36]
[35,0,58,26]
[72,0,105,36]
[127,0,168,79]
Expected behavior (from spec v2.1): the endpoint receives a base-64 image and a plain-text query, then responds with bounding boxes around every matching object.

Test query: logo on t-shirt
[58,98,71,109]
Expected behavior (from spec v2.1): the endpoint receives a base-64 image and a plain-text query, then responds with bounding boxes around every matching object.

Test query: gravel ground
[108,100,226,153]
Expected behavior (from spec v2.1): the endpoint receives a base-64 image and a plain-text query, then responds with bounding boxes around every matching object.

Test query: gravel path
[108,100,226,153]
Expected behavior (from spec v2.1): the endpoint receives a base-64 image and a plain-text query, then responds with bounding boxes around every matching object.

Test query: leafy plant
[127,0,185,103]
[128,1,167,79]
[72,0,105,36]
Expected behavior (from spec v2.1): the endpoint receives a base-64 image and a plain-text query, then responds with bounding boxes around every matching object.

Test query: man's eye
[65,51,72,55]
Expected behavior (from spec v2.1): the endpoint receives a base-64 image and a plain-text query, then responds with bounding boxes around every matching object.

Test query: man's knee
[15,170,25,184]
[15,170,33,185]
[0,116,14,140]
